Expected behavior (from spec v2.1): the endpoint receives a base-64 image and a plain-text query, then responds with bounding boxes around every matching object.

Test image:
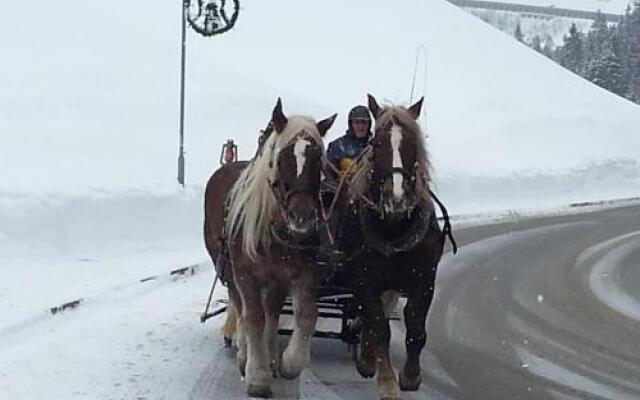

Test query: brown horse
[337,94,445,400]
[203,98,336,398]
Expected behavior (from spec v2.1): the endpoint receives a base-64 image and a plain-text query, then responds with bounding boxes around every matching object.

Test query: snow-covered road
[2,204,640,399]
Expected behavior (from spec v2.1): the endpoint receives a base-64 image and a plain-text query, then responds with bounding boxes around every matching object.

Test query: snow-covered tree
[584,50,626,95]
[626,1,640,101]
[514,23,524,43]
[558,23,584,74]
[530,35,543,53]
[584,11,611,62]
[543,36,555,59]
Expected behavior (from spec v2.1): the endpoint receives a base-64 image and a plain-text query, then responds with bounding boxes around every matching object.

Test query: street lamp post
[177,0,240,187]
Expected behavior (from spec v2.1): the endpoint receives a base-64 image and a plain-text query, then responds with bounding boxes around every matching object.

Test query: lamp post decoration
[187,0,240,36]
[178,0,240,186]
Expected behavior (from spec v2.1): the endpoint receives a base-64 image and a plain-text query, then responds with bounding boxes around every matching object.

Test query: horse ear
[367,93,381,119]
[316,113,337,137]
[408,97,424,120]
[272,97,288,133]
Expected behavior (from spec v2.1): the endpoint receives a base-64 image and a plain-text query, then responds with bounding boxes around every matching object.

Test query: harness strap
[267,178,291,224]
[321,146,375,242]
[324,145,377,212]
[217,193,233,286]
[429,189,458,254]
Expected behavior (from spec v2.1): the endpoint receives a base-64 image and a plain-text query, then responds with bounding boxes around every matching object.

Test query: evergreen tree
[584,50,626,95]
[610,19,631,98]
[530,35,543,53]
[626,1,640,101]
[543,36,555,59]
[585,11,610,62]
[514,23,524,43]
[558,24,585,74]
[541,2,640,104]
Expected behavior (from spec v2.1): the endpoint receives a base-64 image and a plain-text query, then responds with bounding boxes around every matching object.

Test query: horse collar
[358,204,431,257]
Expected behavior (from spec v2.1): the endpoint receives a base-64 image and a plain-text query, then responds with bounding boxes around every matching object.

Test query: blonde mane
[350,106,430,200]
[226,115,324,260]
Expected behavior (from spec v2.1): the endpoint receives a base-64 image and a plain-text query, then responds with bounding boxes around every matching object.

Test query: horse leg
[355,291,383,379]
[371,291,401,399]
[221,298,238,348]
[399,285,434,391]
[375,322,402,400]
[279,272,317,379]
[381,290,400,317]
[236,314,247,376]
[264,284,287,377]
[237,276,273,398]
[229,285,247,375]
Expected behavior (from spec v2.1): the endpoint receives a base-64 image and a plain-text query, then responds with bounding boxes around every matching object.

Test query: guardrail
[447,0,623,22]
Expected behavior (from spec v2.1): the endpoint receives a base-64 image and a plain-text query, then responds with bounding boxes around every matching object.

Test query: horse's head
[365,94,429,221]
[270,99,337,239]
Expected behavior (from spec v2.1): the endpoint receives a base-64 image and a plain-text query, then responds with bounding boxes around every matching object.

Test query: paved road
[192,204,640,399]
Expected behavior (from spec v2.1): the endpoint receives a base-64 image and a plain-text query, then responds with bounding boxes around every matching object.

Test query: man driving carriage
[324,105,373,187]
[318,105,373,263]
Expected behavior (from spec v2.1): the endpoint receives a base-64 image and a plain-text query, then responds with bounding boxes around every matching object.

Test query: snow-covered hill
[2,0,640,260]
[3,0,640,194]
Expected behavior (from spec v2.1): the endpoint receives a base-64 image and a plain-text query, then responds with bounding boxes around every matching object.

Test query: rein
[319,146,377,243]
[429,188,458,254]
[323,144,377,214]
[334,151,457,256]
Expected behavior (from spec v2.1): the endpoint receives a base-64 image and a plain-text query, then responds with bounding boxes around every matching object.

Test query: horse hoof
[355,357,376,378]
[398,371,421,391]
[269,358,279,378]
[279,347,308,379]
[247,384,272,398]
[278,361,302,380]
[223,336,233,348]
[238,361,246,377]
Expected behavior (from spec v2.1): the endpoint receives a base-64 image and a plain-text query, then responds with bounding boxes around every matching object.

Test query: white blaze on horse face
[294,137,311,178]
[390,124,404,199]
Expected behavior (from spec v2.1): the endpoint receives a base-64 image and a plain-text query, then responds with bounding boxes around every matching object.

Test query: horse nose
[289,212,315,235]
[383,195,408,215]
[296,214,314,227]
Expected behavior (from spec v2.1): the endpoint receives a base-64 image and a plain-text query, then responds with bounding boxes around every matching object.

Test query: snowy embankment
[0,186,207,328]
[3,0,640,322]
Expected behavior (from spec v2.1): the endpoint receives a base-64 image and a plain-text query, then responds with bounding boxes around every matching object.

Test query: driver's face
[352,119,369,138]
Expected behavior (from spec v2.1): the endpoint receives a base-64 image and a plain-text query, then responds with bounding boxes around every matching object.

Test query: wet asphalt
[191,204,640,400]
